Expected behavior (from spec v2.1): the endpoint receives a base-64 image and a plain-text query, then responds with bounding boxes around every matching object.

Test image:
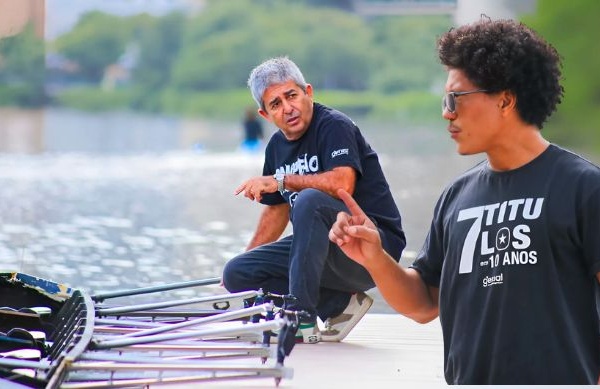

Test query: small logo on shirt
[331,148,349,158]
[482,273,503,287]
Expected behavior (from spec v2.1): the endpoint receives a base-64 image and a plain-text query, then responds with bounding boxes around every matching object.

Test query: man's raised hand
[329,189,383,268]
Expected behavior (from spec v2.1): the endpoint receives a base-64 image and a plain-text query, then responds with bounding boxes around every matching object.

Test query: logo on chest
[482,273,503,287]
[457,197,544,275]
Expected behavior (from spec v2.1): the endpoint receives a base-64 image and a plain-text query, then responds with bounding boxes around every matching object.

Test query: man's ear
[499,91,516,110]
[258,108,270,121]
[305,83,313,97]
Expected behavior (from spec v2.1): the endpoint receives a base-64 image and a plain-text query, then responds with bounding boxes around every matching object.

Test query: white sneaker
[320,291,373,342]
[270,321,321,344]
[295,322,321,344]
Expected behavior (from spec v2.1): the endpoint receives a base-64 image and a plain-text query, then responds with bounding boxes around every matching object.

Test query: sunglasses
[442,89,488,113]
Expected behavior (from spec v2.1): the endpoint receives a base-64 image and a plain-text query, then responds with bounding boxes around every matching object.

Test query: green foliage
[370,15,451,92]
[53,87,442,123]
[13,0,600,153]
[0,23,46,106]
[296,9,372,90]
[131,12,185,110]
[0,0,593,151]
[314,90,379,117]
[171,0,372,91]
[53,11,135,82]
[371,90,441,122]
[45,0,449,118]
[314,89,440,123]
[522,0,600,151]
[169,0,273,91]
[55,86,134,111]
[159,88,255,118]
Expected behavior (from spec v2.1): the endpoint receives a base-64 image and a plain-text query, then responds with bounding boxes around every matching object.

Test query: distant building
[101,42,139,91]
[353,0,457,16]
[352,0,536,23]
[454,0,536,24]
[101,64,130,91]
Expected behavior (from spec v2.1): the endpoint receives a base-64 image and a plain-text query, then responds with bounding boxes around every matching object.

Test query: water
[0,107,482,313]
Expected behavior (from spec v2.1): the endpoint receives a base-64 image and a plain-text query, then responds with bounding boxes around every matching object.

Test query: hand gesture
[328,189,383,268]
[235,176,277,202]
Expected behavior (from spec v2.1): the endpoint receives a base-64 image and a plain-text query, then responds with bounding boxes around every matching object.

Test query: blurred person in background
[240,106,264,153]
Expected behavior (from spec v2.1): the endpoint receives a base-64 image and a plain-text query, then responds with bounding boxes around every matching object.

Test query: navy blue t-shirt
[411,145,600,384]
[261,102,405,260]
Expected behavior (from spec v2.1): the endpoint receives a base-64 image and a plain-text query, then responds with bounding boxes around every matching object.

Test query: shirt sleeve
[580,171,600,275]
[410,192,447,287]
[318,119,363,176]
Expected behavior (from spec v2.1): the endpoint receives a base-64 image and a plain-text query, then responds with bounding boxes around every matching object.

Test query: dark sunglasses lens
[443,94,455,113]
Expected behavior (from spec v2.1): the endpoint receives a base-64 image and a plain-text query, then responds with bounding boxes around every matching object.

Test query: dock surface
[198,313,446,388]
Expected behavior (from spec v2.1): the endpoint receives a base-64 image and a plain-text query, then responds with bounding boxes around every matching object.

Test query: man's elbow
[411,314,438,324]
[403,307,439,324]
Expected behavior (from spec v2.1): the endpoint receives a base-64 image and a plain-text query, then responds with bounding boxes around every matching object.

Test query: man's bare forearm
[366,250,439,324]
[246,203,290,250]
[283,166,355,197]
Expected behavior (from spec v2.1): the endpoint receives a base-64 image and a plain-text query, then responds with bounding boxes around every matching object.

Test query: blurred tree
[171,0,371,92]
[53,11,131,83]
[370,15,451,93]
[130,12,185,111]
[28,0,600,147]
[170,1,263,91]
[0,23,45,106]
[297,8,372,91]
[523,0,600,150]
[46,0,459,121]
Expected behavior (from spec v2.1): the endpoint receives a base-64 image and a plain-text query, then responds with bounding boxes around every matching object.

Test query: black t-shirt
[412,144,600,384]
[261,102,405,259]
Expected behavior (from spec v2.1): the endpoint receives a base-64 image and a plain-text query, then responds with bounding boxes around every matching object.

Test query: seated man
[222,56,406,343]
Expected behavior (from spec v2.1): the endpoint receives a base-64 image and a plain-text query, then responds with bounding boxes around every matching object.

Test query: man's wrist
[273,172,285,194]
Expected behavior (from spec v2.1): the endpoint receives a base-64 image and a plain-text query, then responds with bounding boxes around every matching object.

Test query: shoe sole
[321,293,373,342]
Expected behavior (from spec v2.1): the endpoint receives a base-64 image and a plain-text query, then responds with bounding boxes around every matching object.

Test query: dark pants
[222,189,398,322]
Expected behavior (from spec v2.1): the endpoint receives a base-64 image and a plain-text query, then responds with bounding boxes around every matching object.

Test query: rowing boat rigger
[0,272,305,388]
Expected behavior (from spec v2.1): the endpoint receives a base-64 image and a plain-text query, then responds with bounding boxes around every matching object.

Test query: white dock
[195,313,446,388]
[282,313,445,388]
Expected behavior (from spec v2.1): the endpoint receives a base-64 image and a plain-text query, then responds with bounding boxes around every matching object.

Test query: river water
[0,107,484,313]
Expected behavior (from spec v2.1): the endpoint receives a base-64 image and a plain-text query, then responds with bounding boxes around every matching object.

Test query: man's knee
[292,188,334,215]
[221,256,244,292]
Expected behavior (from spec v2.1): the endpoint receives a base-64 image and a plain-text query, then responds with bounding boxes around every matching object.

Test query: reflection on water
[0,107,481,312]
[0,107,253,154]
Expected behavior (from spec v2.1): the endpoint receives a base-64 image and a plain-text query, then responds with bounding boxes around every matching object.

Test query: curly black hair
[437,17,564,129]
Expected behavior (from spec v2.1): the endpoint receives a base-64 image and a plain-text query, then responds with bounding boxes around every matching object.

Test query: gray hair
[247,56,308,110]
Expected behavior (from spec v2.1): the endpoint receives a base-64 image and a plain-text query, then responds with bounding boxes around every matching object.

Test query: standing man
[222,57,406,343]
[329,18,600,384]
